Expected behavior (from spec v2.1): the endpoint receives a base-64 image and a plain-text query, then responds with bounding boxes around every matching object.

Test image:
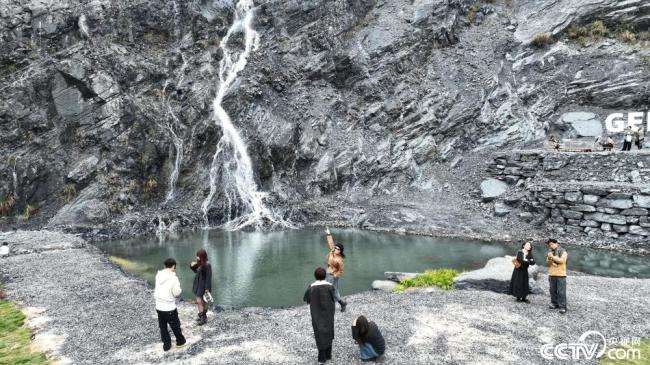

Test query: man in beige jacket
[546,239,568,314]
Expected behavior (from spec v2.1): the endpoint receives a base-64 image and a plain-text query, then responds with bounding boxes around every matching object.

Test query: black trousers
[318,346,332,363]
[157,309,186,347]
[623,141,632,151]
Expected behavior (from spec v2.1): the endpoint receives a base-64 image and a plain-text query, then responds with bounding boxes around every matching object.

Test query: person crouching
[352,315,385,362]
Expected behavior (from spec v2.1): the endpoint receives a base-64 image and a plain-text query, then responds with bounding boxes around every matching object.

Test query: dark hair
[1,242,7,246]
[547,238,558,245]
[164,258,176,268]
[521,241,534,259]
[196,248,208,267]
[352,315,370,342]
[314,267,326,280]
[335,243,346,258]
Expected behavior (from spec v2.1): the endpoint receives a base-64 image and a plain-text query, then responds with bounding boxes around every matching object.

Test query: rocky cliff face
[1,0,649,245]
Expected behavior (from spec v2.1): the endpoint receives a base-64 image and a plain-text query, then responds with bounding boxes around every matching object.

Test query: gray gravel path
[0,231,648,365]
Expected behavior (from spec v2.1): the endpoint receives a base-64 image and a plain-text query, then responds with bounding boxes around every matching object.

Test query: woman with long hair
[351,315,385,361]
[324,225,347,312]
[190,248,212,325]
[509,241,535,303]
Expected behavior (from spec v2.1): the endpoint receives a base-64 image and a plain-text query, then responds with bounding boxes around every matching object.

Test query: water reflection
[95,228,650,308]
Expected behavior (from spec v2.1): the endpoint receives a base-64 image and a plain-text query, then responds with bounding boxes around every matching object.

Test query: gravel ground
[0,231,649,365]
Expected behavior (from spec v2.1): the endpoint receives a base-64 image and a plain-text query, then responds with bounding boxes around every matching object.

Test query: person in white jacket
[154,258,186,351]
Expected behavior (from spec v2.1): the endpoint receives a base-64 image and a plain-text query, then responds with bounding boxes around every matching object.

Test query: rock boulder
[371,280,398,292]
[480,179,508,202]
[454,256,541,294]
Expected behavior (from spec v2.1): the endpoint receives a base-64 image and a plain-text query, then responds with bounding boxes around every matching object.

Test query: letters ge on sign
[605,112,650,133]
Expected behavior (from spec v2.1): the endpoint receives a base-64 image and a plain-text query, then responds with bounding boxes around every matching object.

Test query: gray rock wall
[486,150,650,246]
[528,182,650,239]
[1,0,650,241]
[488,150,650,185]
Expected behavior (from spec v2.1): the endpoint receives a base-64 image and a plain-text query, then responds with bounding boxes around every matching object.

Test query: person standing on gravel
[509,241,535,303]
[304,267,336,364]
[0,242,9,256]
[622,126,633,151]
[636,127,645,149]
[154,258,186,351]
[190,248,212,325]
[546,239,568,314]
[324,225,347,312]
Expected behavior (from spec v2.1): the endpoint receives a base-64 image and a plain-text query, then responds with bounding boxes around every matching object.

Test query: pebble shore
[1,230,648,365]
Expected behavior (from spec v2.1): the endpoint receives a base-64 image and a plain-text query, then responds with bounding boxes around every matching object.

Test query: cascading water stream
[157,0,191,204]
[11,157,18,198]
[159,53,189,203]
[201,0,291,231]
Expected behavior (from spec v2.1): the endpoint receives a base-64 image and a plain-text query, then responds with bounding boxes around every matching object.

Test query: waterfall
[157,0,191,203]
[159,53,189,203]
[201,0,291,230]
[11,157,18,198]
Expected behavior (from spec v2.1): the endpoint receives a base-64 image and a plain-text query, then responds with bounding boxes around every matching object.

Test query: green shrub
[142,177,158,200]
[0,195,16,217]
[618,30,637,44]
[578,36,588,47]
[394,268,459,292]
[568,25,589,39]
[531,33,552,48]
[23,204,37,221]
[62,184,77,203]
[0,300,49,364]
[589,21,610,38]
[467,4,479,23]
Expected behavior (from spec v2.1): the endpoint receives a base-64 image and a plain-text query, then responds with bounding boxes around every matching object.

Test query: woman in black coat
[509,241,535,303]
[304,267,336,364]
[191,248,212,325]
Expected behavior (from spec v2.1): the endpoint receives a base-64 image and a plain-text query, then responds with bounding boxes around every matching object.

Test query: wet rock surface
[0,0,648,251]
[0,231,648,364]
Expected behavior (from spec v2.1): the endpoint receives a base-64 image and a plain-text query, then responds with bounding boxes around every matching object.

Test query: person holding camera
[324,225,347,312]
[546,239,568,314]
[191,248,212,325]
[509,241,535,303]
[154,258,186,351]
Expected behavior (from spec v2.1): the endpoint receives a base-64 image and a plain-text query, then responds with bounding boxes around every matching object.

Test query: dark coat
[352,322,386,356]
[303,281,336,350]
[509,251,535,298]
[192,263,212,297]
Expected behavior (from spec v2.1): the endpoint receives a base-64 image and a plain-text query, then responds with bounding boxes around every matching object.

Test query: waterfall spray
[201,0,291,230]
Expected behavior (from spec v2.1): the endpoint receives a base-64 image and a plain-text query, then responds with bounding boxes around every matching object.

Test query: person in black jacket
[509,241,535,303]
[304,267,336,364]
[190,248,212,325]
[351,315,385,361]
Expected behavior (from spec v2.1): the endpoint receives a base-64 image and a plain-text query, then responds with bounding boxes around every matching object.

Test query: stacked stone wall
[486,150,650,241]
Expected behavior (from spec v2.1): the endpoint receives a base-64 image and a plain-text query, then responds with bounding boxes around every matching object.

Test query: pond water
[95,228,650,308]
